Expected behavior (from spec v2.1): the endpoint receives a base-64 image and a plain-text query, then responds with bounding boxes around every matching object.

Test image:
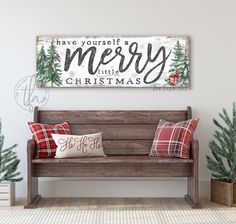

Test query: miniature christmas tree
[36,46,47,87]
[0,120,23,182]
[206,103,236,182]
[46,41,62,87]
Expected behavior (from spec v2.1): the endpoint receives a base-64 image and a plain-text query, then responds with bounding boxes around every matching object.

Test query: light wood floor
[2,198,236,210]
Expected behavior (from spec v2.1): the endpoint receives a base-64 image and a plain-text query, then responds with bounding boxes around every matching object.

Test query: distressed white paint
[37,36,190,88]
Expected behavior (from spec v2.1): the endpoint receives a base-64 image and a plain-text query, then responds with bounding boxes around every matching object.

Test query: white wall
[0,0,236,198]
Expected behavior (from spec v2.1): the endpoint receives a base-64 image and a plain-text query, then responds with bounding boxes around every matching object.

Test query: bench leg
[24,175,41,209]
[24,140,41,209]
[185,164,201,208]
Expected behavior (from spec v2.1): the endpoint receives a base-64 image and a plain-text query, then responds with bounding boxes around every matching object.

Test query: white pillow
[52,132,106,158]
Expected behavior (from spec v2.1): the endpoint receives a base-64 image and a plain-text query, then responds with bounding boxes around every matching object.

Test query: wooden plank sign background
[36,36,190,88]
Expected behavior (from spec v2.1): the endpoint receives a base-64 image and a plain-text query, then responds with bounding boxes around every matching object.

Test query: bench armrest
[27,139,36,159]
[190,139,199,160]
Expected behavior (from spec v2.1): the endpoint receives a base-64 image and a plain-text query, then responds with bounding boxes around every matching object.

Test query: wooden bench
[25,106,200,208]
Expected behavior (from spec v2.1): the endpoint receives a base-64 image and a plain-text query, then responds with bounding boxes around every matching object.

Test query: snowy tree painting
[36,41,62,87]
[166,40,190,87]
[36,46,47,87]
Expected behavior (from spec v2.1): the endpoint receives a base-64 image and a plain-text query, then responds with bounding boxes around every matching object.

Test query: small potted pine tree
[206,103,236,206]
[0,120,22,206]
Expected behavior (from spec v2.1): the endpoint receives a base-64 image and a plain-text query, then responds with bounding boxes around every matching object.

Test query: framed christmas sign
[36,36,190,88]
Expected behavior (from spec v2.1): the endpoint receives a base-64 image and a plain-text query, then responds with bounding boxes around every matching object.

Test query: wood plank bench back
[35,108,190,156]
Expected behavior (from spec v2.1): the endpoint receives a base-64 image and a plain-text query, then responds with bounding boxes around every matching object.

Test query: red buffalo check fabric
[149,119,199,159]
[28,122,71,158]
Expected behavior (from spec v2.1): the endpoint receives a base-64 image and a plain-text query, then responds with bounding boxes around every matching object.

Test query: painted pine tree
[166,40,190,87]
[178,50,190,86]
[169,40,185,74]
[46,41,62,87]
[36,46,47,87]
[0,120,22,182]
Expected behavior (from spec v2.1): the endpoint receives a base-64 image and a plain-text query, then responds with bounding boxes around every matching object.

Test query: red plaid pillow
[149,119,199,159]
[28,122,71,158]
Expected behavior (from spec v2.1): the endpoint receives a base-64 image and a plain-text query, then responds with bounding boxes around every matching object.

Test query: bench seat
[31,155,194,178]
[32,156,194,164]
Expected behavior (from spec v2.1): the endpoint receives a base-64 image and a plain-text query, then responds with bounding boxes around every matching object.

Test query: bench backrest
[34,107,192,156]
